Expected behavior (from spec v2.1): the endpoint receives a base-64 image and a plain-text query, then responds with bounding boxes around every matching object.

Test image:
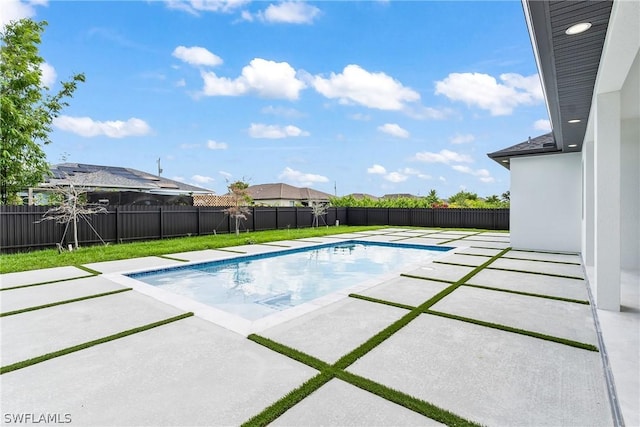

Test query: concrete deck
[1,228,636,426]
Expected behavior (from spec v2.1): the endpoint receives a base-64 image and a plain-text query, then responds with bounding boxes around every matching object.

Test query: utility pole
[157,158,163,177]
[334,181,337,196]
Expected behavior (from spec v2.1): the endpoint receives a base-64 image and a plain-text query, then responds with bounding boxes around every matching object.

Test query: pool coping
[105,239,456,336]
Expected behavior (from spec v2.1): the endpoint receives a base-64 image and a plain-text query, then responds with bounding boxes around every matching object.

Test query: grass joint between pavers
[0,288,133,317]
[462,283,590,305]
[0,312,194,375]
[425,310,598,352]
[0,274,97,291]
[348,293,416,311]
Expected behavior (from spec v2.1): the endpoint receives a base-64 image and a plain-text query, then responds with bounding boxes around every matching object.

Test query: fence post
[197,207,202,235]
[159,206,164,239]
[115,206,120,242]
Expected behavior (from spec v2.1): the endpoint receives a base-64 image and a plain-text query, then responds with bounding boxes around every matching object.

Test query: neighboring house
[32,163,213,205]
[246,183,332,207]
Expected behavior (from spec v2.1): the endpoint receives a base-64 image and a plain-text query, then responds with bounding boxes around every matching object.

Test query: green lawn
[0,226,385,274]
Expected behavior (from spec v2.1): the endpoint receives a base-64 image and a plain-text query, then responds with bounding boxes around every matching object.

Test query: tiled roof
[487,132,559,169]
[42,163,212,193]
[246,183,332,201]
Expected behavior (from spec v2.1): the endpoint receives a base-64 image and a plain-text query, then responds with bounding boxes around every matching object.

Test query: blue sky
[3,0,551,198]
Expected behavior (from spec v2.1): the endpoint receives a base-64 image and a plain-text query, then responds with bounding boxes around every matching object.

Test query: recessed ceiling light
[568,119,581,123]
[566,22,592,35]
[501,159,509,163]
[568,144,578,148]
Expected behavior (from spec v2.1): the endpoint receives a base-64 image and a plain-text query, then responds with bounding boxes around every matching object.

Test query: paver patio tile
[83,256,185,274]
[358,276,451,307]
[0,316,317,427]
[0,266,91,289]
[403,263,474,283]
[504,250,581,264]
[460,240,510,249]
[430,286,598,345]
[162,249,239,262]
[467,268,589,301]
[271,378,444,426]
[454,247,501,256]
[490,258,584,278]
[260,298,407,364]
[423,233,470,240]
[347,314,611,427]
[1,291,186,366]
[463,235,511,242]
[396,237,453,246]
[435,254,489,267]
[0,275,127,313]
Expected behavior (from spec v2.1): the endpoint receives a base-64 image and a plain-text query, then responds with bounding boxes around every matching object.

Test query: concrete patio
[1,228,636,426]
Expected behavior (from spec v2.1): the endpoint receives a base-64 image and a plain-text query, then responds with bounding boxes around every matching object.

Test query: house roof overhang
[489,0,613,169]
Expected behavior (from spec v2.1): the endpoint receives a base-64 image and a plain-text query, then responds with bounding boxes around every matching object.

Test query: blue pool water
[129,241,451,321]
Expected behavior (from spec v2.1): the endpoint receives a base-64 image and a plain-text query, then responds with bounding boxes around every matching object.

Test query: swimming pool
[128,241,451,322]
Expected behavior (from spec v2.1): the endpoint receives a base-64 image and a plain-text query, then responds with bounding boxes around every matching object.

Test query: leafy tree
[501,190,510,202]
[425,189,439,205]
[1,19,85,204]
[225,180,251,236]
[447,190,478,207]
[485,194,501,204]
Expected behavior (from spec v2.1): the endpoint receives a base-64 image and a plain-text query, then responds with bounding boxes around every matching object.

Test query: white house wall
[619,50,640,271]
[510,153,582,252]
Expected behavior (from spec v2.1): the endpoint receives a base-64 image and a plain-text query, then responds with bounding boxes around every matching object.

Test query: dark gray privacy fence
[0,206,508,253]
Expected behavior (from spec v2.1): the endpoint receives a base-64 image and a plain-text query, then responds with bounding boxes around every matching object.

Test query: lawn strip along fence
[1,206,507,253]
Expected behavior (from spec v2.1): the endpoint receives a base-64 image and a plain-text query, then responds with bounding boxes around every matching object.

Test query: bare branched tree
[311,201,329,227]
[224,180,252,236]
[37,182,108,250]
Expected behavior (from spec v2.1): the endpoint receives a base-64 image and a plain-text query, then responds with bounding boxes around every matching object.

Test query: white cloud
[400,168,420,175]
[439,176,446,182]
[207,140,228,150]
[534,119,551,131]
[256,1,321,24]
[165,0,249,15]
[53,116,152,138]
[278,167,328,187]
[248,123,309,139]
[378,123,409,138]
[384,172,408,183]
[404,105,453,120]
[172,46,222,67]
[367,164,386,175]
[219,170,232,179]
[1,0,47,28]
[435,72,543,115]
[176,78,186,87]
[191,174,214,184]
[201,58,305,100]
[312,64,420,111]
[450,133,475,144]
[39,62,56,87]
[413,149,473,164]
[451,165,495,183]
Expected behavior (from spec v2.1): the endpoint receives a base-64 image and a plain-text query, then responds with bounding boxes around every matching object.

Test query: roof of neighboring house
[246,183,332,201]
[40,163,212,194]
[487,133,559,169]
